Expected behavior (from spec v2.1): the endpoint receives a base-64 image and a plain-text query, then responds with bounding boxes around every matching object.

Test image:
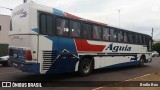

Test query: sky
[0,0,160,40]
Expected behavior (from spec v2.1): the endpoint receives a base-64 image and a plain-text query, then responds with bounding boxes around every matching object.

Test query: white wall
[0,15,10,44]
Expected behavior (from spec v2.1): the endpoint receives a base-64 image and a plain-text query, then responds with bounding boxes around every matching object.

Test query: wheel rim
[140,58,144,65]
[82,63,90,74]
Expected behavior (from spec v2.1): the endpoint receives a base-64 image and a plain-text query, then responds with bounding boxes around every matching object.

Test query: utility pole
[118,9,121,27]
[24,0,33,3]
[75,8,77,13]
[151,28,154,38]
[24,0,27,3]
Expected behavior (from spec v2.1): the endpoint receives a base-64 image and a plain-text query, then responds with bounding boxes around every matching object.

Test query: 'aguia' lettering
[106,43,131,52]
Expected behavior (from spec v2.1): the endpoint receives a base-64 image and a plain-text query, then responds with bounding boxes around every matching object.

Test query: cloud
[1,0,160,40]
[60,0,160,39]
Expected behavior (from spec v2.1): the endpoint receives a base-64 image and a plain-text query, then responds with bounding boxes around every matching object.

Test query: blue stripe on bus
[32,28,39,33]
[83,55,137,57]
[53,8,66,16]
[46,37,78,56]
[46,57,79,74]
[10,61,40,73]
[103,61,139,69]
[22,63,40,73]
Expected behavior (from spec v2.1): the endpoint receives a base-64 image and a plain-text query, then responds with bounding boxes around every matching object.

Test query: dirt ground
[93,72,160,90]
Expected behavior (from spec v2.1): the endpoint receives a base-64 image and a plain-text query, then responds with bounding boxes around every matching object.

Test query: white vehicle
[8,2,152,76]
[152,51,159,57]
[0,55,9,66]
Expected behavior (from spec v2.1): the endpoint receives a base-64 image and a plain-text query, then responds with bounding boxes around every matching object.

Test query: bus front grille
[42,51,58,70]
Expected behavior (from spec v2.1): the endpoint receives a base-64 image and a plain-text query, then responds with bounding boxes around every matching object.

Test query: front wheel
[78,58,93,76]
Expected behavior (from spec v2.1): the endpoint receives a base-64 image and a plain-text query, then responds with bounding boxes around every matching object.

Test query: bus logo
[106,43,131,52]
[12,8,28,18]
[2,82,11,87]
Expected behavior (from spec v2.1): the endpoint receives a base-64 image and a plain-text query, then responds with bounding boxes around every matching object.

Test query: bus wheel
[78,58,93,76]
[139,57,145,67]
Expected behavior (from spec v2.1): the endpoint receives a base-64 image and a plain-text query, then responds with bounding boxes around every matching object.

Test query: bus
[8,2,152,76]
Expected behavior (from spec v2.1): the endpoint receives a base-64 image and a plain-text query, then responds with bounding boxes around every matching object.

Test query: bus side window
[93,25,101,40]
[143,35,146,45]
[103,27,110,41]
[129,33,133,44]
[40,14,47,34]
[40,14,53,35]
[82,23,92,39]
[69,20,81,37]
[132,33,138,44]
[141,35,144,45]
[118,30,124,42]
[46,15,53,35]
[56,18,69,36]
[135,34,139,44]
[139,34,143,44]
[124,32,128,43]
[110,29,117,42]
[132,33,136,44]
[127,32,130,43]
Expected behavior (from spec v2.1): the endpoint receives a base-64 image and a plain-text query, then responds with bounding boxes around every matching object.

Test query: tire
[139,57,145,67]
[78,58,93,76]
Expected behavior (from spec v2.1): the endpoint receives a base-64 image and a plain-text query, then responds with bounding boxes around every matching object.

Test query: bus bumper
[8,59,40,74]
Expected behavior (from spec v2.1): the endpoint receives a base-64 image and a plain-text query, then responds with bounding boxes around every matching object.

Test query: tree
[152,43,160,53]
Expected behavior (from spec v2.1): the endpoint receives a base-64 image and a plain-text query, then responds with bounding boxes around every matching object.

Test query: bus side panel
[38,36,79,74]
[31,35,38,62]
[45,37,79,74]
[38,36,53,74]
[94,56,139,69]
[8,35,40,73]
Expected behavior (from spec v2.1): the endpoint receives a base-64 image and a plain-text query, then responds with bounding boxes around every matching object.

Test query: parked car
[0,55,9,66]
[152,51,159,57]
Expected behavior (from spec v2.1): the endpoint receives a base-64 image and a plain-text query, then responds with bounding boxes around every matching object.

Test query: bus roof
[26,2,151,37]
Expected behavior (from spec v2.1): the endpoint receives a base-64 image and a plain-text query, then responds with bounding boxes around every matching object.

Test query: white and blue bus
[9,2,152,76]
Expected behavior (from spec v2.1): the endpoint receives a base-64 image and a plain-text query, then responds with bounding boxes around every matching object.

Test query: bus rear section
[9,35,39,73]
[8,3,40,73]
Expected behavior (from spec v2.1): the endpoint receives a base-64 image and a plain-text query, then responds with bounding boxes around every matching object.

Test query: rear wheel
[78,58,93,76]
[139,57,145,67]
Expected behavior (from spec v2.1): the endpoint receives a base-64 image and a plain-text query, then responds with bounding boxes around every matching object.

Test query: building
[0,15,10,57]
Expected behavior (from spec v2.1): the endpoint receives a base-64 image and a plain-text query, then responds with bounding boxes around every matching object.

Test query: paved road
[0,57,159,90]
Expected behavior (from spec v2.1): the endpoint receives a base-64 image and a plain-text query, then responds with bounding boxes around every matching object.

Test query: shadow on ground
[14,65,151,82]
